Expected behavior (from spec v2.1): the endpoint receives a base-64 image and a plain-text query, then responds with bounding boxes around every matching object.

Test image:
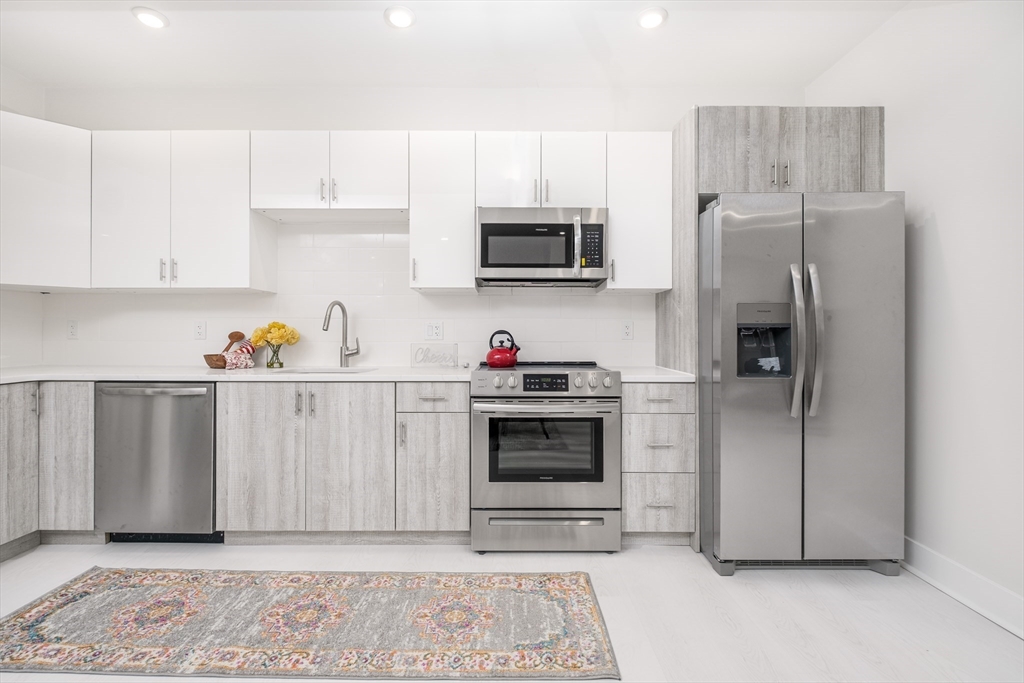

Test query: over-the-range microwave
[476,207,608,287]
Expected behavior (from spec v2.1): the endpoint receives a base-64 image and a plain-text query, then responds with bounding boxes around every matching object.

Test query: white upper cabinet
[541,132,606,207]
[607,132,672,292]
[329,131,408,208]
[251,130,409,210]
[93,130,275,291]
[172,131,271,289]
[92,131,171,289]
[409,131,476,289]
[475,131,542,207]
[0,111,91,289]
[250,131,330,209]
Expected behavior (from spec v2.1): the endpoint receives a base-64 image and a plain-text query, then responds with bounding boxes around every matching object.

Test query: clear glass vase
[266,344,284,369]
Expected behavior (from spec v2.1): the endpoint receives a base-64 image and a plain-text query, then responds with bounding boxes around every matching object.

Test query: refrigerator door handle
[789,263,806,418]
[807,263,825,417]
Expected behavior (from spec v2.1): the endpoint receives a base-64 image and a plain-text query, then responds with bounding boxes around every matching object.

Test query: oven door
[477,207,579,280]
[471,399,621,509]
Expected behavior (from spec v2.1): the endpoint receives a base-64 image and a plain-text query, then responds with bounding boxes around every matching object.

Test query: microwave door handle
[573,214,582,278]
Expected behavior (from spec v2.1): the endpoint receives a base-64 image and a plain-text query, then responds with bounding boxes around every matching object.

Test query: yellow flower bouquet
[252,321,300,369]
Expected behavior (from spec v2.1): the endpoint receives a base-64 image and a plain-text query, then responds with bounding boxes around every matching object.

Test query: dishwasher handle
[97,387,208,397]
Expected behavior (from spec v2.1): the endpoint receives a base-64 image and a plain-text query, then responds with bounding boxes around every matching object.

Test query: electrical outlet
[622,321,633,340]
[194,321,207,341]
[425,322,443,340]
[67,320,78,340]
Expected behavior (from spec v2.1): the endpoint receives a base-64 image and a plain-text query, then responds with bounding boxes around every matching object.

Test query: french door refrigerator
[698,192,905,576]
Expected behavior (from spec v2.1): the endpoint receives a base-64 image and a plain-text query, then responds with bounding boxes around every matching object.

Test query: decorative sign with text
[410,343,458,368]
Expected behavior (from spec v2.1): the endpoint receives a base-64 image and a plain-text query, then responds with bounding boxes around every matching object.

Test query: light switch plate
[425,321,443,340]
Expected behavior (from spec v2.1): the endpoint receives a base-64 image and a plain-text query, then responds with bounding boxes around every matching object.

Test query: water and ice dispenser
[736,303,792,378]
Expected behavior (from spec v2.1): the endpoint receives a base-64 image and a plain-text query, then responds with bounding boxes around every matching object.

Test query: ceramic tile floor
[1,542,1021,682]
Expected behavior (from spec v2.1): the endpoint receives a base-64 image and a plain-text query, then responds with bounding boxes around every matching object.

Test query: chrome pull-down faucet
[322,300,360,367]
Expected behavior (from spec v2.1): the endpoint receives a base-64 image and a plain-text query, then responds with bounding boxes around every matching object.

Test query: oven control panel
[523,374,569,392]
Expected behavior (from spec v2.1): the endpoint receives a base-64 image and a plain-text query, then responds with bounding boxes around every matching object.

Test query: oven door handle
[472,403,616,415]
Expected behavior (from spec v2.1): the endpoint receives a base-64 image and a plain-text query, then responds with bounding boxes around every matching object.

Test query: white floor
[0,543,1021,682]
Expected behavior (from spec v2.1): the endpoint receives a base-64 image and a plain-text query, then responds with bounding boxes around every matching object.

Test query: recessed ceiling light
[132,7,169,29]
[637,7,668,29]
[384,6,415,29]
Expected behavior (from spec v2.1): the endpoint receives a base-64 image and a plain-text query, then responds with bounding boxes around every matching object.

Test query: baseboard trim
[903,536,1023,638]
[224,531,471,546]
[0,531,40,562]
[623,532,692,547]
[40,530,109,545]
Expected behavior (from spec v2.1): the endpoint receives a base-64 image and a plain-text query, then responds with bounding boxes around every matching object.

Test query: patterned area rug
[0,567,619,679]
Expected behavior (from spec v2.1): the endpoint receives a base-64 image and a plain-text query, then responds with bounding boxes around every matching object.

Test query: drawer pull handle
[646,504,675,509]
[646,443,675,449]
[646,397,675,403]
[418,396,447,401]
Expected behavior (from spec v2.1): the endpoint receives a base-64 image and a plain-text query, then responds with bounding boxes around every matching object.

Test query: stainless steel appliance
[698,193,905,576]
[95,383,215,534]
[476,207,608,287]
[471,362,622,552]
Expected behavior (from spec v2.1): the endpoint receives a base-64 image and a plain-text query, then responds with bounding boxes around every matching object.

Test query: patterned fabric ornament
[223,338,256,370]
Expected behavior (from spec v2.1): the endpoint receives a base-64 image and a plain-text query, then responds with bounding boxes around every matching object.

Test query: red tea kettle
[486,330,520,368]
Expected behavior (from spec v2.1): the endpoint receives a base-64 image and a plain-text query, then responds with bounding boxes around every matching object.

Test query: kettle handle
[489,330,516,349]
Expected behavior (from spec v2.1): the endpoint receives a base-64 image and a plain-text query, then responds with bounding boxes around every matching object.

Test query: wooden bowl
[203,354,227,369]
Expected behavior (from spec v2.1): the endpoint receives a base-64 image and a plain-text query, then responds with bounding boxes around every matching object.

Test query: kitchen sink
[271,367,377,374]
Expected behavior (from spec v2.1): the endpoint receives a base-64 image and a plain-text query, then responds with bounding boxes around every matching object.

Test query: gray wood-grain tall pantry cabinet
[655,104,886,551]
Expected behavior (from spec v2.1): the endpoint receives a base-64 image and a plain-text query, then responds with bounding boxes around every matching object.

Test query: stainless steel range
[470,362,622,553]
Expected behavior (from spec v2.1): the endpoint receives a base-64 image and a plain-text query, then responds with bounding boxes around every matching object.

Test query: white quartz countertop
[0,365,694,385]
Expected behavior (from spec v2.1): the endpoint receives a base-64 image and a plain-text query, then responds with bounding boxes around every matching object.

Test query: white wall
[40,224,656,369]
[0,290,43,369]
[0,63,45,118]
[42,84,804,131]
[806,0,1024,636]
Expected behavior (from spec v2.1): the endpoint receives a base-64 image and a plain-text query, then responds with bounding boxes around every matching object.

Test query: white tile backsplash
[0,290,44,369]
[36,223,656,368]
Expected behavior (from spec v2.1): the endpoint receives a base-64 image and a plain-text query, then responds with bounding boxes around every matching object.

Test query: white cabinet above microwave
[250,130,408,211]
[476,132,606,208]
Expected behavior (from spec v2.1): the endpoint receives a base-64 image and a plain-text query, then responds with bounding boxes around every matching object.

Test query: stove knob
[603,376,613,388]
[574,374,584,388]
[508,375,518,389]
[493,375,503,388]
[588,374,598,388]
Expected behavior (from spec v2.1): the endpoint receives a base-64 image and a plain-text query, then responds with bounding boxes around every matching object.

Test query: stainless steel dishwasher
[95,383,215,533]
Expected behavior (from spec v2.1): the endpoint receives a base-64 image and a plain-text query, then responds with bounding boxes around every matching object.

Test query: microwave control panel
[581,225,604,269]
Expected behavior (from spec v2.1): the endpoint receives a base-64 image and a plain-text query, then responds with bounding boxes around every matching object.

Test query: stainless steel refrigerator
[698,193,905,576]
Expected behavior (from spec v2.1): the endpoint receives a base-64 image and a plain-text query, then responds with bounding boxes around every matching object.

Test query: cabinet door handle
[533,178,538,203]
[159,258,167,281]
[418,395,447,401]
[171,259,178,282]
[646,503,675,509]
[411,258,417,281]
[332,178,338,203]
[645,397,675,403]
[399,421,406,447]
[295,390,303,415]
[610,259,616,282]
[772,159,778,186]
[31,387,39,415]
[785,160,791,187]
[308,391,315,416]
[320,178,326,203]
[646,443,675,449]
[544,178,550,203]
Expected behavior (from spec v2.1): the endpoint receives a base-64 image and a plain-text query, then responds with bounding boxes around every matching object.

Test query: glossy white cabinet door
[606,132,672,291]
[92,131,171,288]
[0,112,91,289]
[541,132,606,207]
[475,131,541,207]
[171,131,252,288]
[409,131,476,289]
[329,131,408,208]
[250,130,329,209]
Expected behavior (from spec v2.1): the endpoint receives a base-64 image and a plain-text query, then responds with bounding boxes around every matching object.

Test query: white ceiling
[1,1,909,91]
